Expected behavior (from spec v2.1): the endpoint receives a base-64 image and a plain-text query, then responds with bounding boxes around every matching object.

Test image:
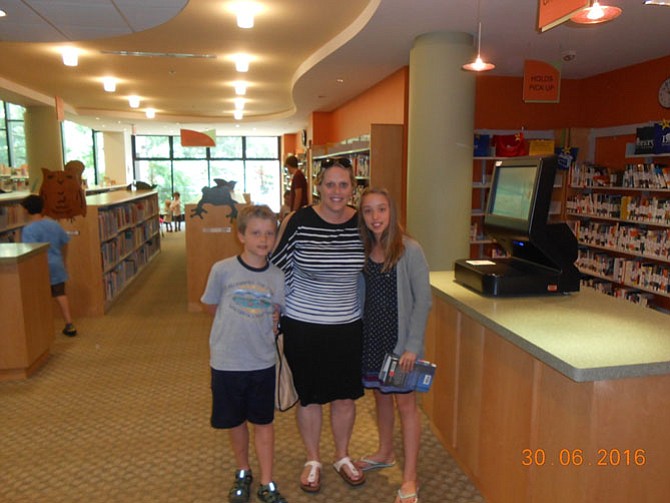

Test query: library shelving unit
[566,156,670,311]
[309,123,403,209]
[61,190,161,317]
[0,191,31,243]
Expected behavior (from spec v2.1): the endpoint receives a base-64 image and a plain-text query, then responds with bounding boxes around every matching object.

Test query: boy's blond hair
[237,204,277,234]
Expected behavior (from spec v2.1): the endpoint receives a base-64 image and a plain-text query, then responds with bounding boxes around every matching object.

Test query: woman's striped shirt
[271,206,365,324]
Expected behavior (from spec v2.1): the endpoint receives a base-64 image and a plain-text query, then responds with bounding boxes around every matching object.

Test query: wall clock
[659,77,670,108]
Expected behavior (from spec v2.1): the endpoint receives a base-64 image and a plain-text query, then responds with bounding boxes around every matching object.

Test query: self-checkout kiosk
[454,155,580,296]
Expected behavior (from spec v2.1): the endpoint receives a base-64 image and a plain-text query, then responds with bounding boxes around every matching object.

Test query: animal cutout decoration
[190,179,240,222]
[39,161,87,219]
[126,180,158,191]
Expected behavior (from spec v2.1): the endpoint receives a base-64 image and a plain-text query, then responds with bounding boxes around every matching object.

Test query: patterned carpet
[0,229,485,503]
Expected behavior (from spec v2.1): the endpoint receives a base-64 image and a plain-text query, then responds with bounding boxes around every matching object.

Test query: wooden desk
[423,271,670,503]
[0,243,54,381]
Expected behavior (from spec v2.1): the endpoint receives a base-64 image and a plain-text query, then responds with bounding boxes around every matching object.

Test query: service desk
[0,243,54,381]
[423,271,670,503]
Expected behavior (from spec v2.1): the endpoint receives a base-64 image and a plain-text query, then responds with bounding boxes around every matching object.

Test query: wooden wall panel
[478,329,535,502]
[455,312,485,478]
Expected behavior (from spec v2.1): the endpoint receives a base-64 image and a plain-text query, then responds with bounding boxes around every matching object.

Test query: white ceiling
[0,0,668,137]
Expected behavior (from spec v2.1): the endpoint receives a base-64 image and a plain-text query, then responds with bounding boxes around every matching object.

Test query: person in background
[201,204,288,503]
[271,157,366,493]
[163,198,173,232]
[20,194,78,337]
[355,187,432,503]
[284,155,308,212]
[170,192,182,231]
[279,190,291,221]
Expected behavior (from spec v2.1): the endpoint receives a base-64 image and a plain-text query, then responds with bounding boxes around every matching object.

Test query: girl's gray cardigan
[360,236,432,359]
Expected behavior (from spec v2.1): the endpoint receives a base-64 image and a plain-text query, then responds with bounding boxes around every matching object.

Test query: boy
[20,194,77,336]
[201,205,287,503]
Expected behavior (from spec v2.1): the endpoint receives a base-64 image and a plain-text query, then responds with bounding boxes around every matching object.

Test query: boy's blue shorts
[210,366,275,429]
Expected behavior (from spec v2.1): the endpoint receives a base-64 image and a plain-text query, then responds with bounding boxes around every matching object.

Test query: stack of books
[378,353,436,392]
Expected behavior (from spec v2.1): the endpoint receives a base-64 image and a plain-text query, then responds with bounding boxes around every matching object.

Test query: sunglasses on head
[320,157,352,169]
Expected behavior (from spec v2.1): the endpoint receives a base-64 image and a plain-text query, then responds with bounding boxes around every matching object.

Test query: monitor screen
[484,156,555,238]
[489,166,537,221]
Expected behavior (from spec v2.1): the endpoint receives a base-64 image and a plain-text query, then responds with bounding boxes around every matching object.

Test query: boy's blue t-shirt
[22,217,71,285]
[201,255,285,372]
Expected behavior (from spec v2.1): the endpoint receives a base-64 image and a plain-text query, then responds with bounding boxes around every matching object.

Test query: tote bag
[275,333,299,411]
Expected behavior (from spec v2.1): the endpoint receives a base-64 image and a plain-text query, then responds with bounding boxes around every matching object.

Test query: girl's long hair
[358,187,405,272]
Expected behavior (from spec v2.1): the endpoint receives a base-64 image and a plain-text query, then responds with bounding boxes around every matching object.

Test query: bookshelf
[309,124,403,210]
[0,191,31,243]
[61,190,161,317]
[567,159,670,311]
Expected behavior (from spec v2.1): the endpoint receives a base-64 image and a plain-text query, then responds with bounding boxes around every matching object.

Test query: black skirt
[280,316,364,406]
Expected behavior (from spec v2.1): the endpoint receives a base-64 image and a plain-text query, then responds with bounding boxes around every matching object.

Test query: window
[132,135,282,212]
[62,120,96,184]
[1,101,27,168]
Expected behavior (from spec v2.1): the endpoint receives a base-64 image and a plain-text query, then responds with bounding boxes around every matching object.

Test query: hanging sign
[523,60,561,103]
[537,0,589,32]
[180,128,216,147]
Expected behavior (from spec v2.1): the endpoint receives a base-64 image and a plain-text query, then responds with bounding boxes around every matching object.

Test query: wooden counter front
[185,203,246,312]
[0,243,54,380]
[422,271,670,503]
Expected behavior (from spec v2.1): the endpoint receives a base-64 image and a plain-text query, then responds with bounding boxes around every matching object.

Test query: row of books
[622,163,670,189]
[575,220,670,259]
[103,240,160,301]
[569,163,615,187]
[98,202,159,242]
[577,249,670,294]
[0,204,28,233]
[567,194,670,224]
[101,221,161,271]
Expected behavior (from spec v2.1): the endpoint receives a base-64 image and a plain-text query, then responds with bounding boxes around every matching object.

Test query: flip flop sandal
[356,456,396,471]
[395,488,419,503]
[333,456,366,486]
[300,460,322,493]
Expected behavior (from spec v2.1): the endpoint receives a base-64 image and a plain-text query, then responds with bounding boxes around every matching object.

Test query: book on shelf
[378,352,436,392]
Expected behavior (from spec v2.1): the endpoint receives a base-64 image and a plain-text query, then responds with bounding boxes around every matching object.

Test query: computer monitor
[484,156,555,246]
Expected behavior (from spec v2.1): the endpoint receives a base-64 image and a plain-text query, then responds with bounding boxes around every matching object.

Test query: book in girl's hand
[378,353,436,392]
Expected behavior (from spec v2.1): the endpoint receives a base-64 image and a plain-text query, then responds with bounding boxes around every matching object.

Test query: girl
[170,192,182,231]
[356,187,432,503]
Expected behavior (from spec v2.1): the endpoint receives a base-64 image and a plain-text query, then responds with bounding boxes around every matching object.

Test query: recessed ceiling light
[0,9,7,17]
[102,77,117,92]
[233,81,248,95]
[336,78,344,83]
[145,108,156,119]
[233,54,251,72]
[61,47,79,67]
[128,95,141,108]
[643,1,670,5]
[234,110,243,120]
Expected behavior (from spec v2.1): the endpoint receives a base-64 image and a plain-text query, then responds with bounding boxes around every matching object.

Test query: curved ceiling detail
[0,0,188,42]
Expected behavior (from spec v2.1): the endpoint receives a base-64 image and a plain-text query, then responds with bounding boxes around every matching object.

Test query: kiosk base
[454,257,572,296]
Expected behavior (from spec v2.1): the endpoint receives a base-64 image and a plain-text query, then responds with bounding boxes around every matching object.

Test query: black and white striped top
[271,206,365,324]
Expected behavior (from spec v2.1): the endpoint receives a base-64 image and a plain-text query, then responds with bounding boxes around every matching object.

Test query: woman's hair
[315,157,355,187]
[358,187,405,272]
[237,204,277,234]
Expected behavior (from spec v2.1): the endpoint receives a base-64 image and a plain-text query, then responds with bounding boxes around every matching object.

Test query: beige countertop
[0,243,49,263]
[431,270,670,382]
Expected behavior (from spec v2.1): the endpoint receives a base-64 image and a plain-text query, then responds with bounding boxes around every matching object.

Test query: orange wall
[316,67,408,144]
[318,54,670,170]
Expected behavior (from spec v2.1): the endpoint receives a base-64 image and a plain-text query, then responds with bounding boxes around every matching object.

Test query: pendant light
[462,0,495,72]
[570,1,622,24]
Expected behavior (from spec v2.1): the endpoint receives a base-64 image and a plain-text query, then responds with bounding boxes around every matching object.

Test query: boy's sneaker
[229,469,253,503]
[62,323,77,337]
[257,482,287,503]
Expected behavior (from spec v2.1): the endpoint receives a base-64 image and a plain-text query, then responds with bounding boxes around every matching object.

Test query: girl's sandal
[300,460,322,493]
[395,488,419,503]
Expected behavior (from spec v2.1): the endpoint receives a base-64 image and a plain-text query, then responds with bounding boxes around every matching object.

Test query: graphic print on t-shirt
[231,283,274,317]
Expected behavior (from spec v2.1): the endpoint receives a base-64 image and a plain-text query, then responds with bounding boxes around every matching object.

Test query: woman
[355,187,432,503]
[271,157,366,493]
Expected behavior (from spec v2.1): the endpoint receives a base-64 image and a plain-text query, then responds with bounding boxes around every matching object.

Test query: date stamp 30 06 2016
[521,448,646,467]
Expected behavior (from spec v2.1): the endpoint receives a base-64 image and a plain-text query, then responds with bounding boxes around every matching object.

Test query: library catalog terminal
[455,155,580,296]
